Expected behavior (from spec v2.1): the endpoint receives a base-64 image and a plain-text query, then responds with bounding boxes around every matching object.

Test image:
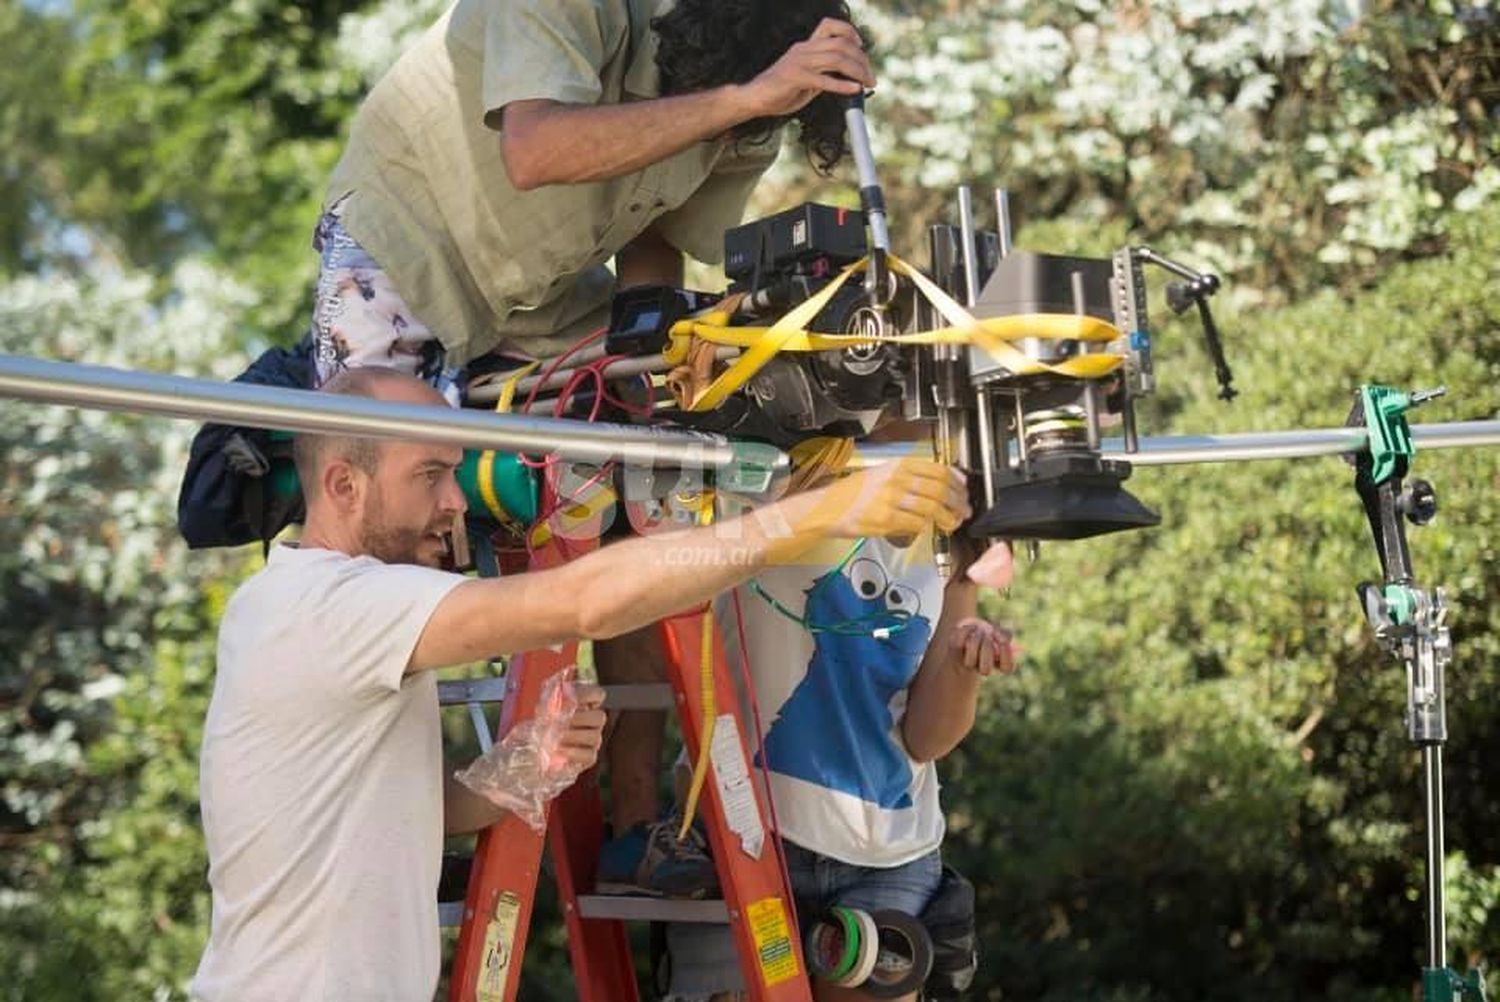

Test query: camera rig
[595,95,1238,557]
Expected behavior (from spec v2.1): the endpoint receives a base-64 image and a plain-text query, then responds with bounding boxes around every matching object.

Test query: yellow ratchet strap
[678,495,717,841]
[665,253,1125,412]
[787,435,856,494]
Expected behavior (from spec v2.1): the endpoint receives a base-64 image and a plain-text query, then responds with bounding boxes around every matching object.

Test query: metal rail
[853,421,1500,467]
[0,353,771,472]
[1102,422,1500,466]
[2,353,1495,471]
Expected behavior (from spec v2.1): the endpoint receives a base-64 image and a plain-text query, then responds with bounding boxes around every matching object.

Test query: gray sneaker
[596,813,720,899]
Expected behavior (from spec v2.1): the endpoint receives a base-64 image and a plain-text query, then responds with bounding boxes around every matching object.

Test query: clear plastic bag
[455,667,587,834]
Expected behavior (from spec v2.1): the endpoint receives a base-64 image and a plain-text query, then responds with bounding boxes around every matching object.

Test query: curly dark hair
[651,0,868,174]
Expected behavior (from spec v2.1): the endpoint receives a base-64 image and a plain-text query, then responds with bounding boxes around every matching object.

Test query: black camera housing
[724,202,866,287]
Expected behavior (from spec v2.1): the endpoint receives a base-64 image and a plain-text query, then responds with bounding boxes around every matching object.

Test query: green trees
[943,203,1500,999]
[0,266,247,999]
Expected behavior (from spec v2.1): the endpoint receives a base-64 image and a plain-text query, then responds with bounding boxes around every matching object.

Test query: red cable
[519,327,608,415]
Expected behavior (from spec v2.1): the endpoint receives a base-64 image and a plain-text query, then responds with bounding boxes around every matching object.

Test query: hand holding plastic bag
[455,668,606,834]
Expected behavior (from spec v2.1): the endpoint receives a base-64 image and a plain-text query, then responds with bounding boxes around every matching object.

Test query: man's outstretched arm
[410,458,967,672]
[499,18,872,190]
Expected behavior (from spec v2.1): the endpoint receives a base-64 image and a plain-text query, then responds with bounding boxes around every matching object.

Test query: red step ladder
[440,523,814,1002]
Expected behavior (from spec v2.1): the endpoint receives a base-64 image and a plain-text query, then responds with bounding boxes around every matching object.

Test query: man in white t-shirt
[665,423,1019,1002]
[191,368,969,1002]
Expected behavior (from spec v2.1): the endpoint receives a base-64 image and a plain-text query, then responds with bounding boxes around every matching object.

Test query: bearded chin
[359,488,439,567]
[361,523,430,566]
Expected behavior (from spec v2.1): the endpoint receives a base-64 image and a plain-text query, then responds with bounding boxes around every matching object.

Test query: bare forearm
[444,771,507,836]
[502,89,750,189]
[564,492,827,639]
[615,226,683,289]
[902,579,982,762]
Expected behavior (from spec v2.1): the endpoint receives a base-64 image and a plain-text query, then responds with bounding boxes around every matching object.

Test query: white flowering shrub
[780,0,1500,296]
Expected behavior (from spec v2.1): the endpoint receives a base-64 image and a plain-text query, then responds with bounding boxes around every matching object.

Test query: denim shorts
[661,843,944,1000]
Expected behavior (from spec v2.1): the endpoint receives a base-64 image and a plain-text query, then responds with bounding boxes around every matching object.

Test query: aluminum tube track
[1102,422,1500,466]
[853,421,1500,467]
[0,353,770,471]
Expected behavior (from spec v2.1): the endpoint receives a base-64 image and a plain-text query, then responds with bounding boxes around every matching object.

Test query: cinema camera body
[603,189,1237,549]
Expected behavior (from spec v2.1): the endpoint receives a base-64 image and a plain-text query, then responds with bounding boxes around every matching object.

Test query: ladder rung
[438,901,466,928]
[573,895,728,924]
[437,677,509,705]
[603,683,676,710]
[437,679,673,710]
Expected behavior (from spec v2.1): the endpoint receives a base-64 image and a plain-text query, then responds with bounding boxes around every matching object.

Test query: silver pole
[852,421,1500,467]
[844,101,890,251]
[1105,422,1500,466]
[957,187,981,306]
[994,189,1012,258]
[0,353,780,473]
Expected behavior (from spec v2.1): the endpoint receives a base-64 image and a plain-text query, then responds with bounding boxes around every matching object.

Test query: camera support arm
[1131,247,1236,402]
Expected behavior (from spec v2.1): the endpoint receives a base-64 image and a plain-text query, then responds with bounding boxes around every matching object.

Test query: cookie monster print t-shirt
[721,535,947,868]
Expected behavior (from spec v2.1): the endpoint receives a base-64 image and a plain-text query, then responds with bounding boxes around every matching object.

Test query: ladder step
[437,678,673,710]
[574,894,729,924]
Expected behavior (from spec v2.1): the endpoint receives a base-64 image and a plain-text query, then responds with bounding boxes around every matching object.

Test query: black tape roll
[862,909,935,999]
[921,865,978,997]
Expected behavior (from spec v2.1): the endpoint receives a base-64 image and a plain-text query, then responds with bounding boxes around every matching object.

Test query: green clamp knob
[1359,384,1445,486]
[1384,584,1421,627]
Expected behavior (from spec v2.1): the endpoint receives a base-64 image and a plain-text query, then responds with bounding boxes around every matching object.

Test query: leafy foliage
[814,0,1500,300]
[946,202,1500,1000]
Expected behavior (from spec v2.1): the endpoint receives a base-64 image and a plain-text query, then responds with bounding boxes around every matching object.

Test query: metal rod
[1424,746,1447,969]
[958,187,999,510]
[853,420,1500,468]
[974,390,998,509]
[0,353,779,473]
[1012,391,1030,469]
[1073,270,1102,451]
[994,189,1012,258]
[958,186,981,307]
[1109,422,1500,466]
[844,99,890,251]
[468,347,739,403]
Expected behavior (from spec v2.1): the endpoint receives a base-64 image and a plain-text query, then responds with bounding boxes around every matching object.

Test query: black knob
[1400,479,1438,525]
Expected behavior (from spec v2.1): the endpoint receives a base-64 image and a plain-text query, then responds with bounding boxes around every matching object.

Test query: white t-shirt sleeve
[312,560,467,697]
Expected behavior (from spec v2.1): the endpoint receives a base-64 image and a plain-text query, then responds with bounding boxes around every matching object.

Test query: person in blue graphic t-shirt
[663,415,1022,1002]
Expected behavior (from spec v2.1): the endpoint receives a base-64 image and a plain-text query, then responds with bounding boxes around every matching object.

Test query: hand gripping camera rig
[607,94,1238,561]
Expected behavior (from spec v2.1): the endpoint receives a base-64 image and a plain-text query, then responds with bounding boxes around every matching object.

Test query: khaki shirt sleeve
[481,0,624,128]
[653,134,784,264]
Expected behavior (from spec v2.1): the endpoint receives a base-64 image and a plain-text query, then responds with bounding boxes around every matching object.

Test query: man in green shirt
[308,0,873,896]
[312,0,872,382]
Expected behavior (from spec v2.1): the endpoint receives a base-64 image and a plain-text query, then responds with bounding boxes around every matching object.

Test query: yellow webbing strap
[666,252,1125,412]
[477,360,541,523]
[787,435,856,494]
[678,495,717,841]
